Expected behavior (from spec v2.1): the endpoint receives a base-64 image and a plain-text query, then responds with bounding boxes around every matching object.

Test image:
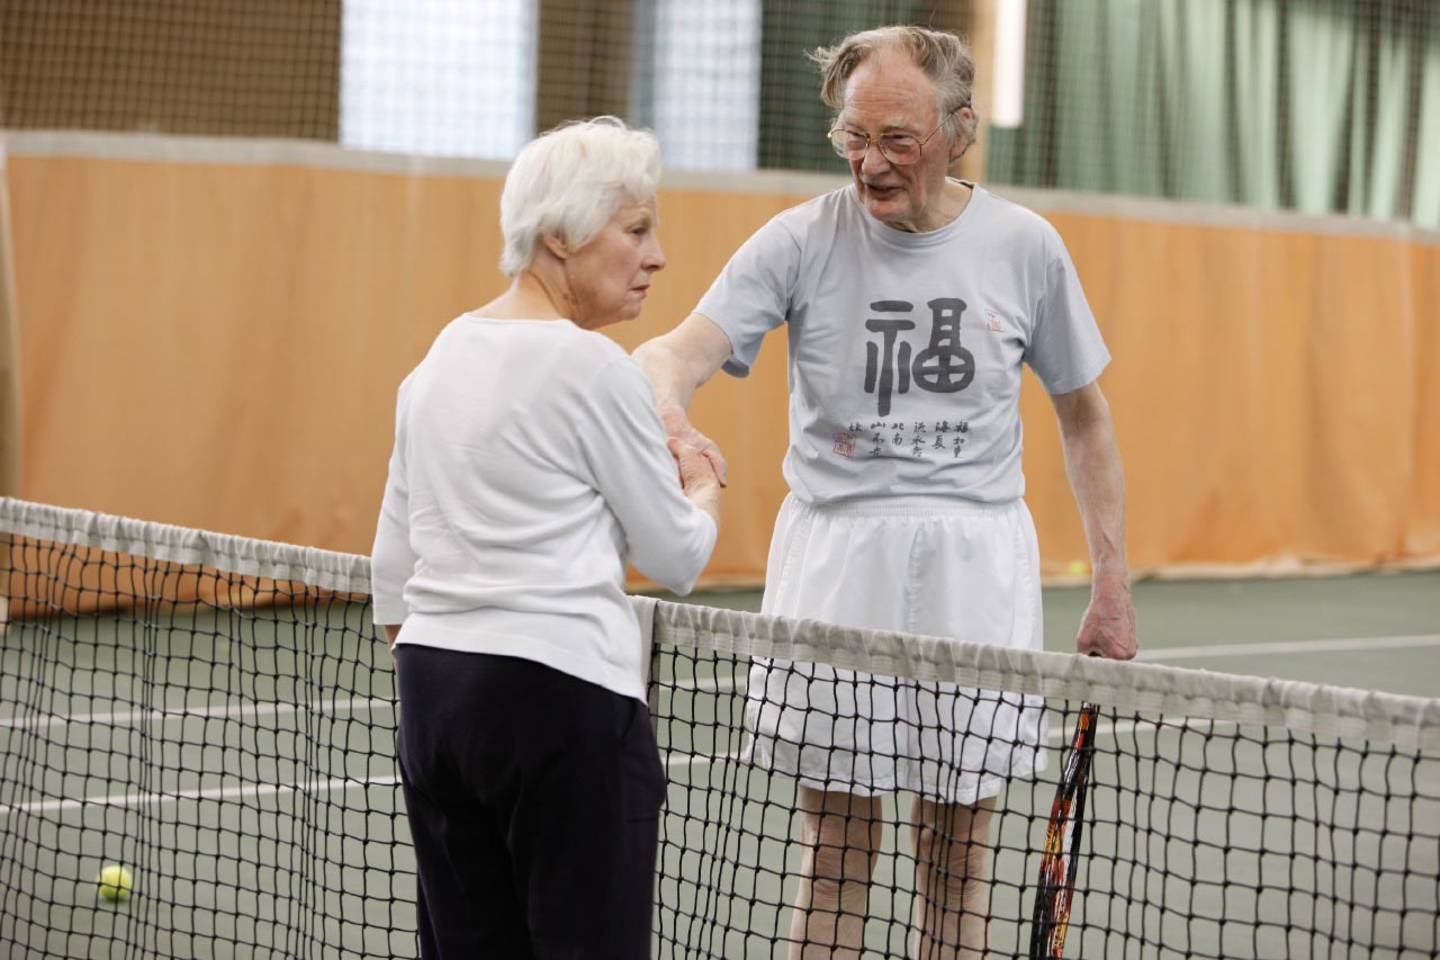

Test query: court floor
[1,571,1436,958]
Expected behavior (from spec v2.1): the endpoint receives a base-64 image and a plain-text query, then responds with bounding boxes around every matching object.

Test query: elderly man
[634,24,1136,960]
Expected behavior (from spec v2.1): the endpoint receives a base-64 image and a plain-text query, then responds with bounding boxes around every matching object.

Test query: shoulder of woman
[548,325,632,379]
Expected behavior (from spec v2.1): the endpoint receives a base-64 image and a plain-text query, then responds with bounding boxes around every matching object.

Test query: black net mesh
[2,499,1437,958]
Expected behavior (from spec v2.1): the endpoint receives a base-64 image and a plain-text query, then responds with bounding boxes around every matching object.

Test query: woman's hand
[668,437,723,527]
[660,405,728,487]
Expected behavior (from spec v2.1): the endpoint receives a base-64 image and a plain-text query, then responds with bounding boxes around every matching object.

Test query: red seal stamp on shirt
[833,432,856,458]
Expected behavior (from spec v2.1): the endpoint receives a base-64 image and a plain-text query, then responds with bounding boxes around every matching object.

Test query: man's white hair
[812,25,979,154]
[500,116,661,277]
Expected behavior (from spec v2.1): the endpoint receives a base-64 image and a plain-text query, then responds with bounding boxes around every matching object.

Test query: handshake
[661,406,725,525]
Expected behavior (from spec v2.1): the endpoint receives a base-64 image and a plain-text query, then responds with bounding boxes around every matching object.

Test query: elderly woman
[371,117,721,959]
[635,25,1135,960]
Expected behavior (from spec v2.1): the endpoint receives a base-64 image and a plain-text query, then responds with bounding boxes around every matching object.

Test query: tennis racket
[1028,701,1100,959]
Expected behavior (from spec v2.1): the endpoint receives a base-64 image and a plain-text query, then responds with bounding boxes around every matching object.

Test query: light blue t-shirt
[696,182,1110,504]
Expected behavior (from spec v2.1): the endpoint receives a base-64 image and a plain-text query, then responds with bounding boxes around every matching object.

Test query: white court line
[0,756,729,818]
[2,633,1431,817]
[666,750,742,772]
[0,754,726,817]
[669,675,735,695]
[0,696,390,732]
[0,773,402,818]
[1137,633,1440,662]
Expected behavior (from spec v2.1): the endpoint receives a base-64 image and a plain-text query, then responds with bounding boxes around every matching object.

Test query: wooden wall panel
[8,148,1438,585]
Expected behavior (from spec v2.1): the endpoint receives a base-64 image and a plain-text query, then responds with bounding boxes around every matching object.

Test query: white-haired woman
[371,117,721,959]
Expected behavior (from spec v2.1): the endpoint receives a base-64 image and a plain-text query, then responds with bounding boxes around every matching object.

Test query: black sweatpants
[394,645,666,959]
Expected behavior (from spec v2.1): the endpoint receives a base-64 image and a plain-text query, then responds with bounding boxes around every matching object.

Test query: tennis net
[2,498,1437,958]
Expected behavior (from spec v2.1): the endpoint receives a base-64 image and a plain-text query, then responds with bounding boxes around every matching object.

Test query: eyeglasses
[826,109,962,166]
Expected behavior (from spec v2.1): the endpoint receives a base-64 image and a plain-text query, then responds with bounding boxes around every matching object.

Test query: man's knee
[809,835,878,885]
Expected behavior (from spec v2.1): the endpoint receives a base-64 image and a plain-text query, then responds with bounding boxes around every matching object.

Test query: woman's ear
[541,233,569,260]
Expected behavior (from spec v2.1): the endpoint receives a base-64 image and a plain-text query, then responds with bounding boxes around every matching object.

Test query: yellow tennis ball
[97,865,133,903]
[1066,560,1090,577]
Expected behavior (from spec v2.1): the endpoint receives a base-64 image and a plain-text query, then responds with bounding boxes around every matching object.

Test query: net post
[0,134,21,499]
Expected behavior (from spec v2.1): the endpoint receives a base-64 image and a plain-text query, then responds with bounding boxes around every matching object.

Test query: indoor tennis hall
[1,2,1437,958]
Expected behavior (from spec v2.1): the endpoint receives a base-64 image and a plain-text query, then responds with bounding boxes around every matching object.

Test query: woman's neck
[472,266,573,323]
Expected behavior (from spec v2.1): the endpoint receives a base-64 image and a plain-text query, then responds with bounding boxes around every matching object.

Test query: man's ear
[541,233,569,260]
[950,106,977,162]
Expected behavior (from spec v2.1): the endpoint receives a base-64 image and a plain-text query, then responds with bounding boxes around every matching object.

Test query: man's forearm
[635,315,736,483]
[633,337,700,413]
[1058,395,1129,582]
[1054,384,1137,659]
[633,313,734,413]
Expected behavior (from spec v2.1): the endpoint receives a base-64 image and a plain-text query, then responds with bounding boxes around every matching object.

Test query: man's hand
[633,313,734,484]
[661,405,728,487]
[1076,575,1137,660]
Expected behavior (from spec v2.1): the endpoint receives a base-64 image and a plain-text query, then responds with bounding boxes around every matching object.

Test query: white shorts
[744,494,1048,804]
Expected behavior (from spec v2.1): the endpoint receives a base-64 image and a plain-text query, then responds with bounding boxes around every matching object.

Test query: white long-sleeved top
[370,314,717,701]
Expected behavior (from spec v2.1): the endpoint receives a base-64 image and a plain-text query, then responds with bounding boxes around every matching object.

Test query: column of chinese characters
[911,421,928,458]
[868,420,886,457]
[952,420,969,457]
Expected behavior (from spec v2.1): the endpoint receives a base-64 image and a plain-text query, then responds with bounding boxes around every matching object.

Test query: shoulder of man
[970,185,1068,251]
[736,184,854,259]
[771,184,852,232]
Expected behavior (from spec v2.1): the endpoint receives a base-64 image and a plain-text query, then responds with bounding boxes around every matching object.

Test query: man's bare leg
[789,786,884,959]
[911,796,996,960]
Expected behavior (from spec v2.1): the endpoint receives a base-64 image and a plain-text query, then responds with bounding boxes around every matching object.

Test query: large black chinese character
[912,297,975,394]
[864,301,915,417]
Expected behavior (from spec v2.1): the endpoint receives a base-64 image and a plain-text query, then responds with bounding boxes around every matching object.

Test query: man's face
[836,49,958,232]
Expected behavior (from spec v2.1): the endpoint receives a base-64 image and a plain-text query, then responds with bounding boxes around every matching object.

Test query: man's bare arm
[633,313,735,483]
[1051,381,1137,660]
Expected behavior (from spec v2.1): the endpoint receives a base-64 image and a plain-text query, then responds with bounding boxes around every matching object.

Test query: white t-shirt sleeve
[695,216,801,377]
[370,384,419,625]
[1024,225,1111,394]
[574,357,718,595]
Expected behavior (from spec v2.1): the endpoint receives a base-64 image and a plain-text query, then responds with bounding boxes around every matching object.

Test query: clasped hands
[661,406,727,493]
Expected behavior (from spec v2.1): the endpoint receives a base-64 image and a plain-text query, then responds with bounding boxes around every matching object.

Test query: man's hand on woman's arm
[633,313,735,485]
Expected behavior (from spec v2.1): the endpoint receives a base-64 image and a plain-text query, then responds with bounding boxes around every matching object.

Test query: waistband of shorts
[788,493,1023,519]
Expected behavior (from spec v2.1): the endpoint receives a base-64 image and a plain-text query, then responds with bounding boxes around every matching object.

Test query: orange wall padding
[7,149,1439,586]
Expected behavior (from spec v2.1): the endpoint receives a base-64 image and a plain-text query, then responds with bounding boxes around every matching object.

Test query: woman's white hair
[500,116,661,277]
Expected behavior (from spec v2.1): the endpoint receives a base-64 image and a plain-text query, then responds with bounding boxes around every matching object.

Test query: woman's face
[566,198,666,328]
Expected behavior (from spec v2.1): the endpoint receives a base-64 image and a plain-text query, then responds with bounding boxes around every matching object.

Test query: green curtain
[756,1,966,172]
[1416,21,1440,228]
[988,0,1438,227]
